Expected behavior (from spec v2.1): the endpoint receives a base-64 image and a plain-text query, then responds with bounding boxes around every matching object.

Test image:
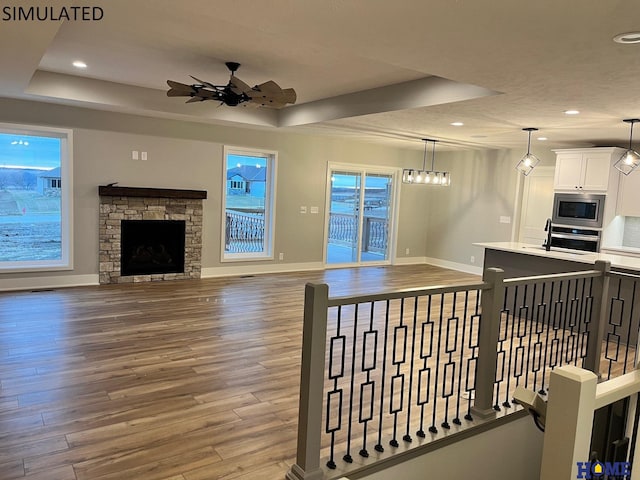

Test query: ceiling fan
[166,62,297,108]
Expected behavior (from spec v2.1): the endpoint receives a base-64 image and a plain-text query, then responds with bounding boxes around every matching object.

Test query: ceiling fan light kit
[614,119,640,175]
[402,139,451,187]
[515,127,541,176]
[166,62,297,108]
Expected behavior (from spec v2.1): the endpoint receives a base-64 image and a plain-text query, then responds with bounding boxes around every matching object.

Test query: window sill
[221,254,274,263]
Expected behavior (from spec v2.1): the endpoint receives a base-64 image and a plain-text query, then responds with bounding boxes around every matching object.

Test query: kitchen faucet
[543,218,552,251]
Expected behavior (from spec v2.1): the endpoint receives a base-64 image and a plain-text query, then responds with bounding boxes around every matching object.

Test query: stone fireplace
[98,186,206,284]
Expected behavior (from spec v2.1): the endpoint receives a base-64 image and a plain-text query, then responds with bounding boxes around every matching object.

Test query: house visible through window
[222,146,276,260]
[0,125,73,271]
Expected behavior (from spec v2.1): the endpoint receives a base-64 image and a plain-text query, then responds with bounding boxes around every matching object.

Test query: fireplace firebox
[121,220,186,276]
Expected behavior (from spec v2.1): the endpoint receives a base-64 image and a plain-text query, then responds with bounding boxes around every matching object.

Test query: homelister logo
[576,461,631,479]
[1,5,104,21]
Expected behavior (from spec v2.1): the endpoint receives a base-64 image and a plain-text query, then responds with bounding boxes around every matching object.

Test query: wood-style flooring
[0,264,480,480]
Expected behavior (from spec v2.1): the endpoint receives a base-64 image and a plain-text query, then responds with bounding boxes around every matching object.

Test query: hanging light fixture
[614,119,640,175]
[402,139,451,186]
[515,128,540,176]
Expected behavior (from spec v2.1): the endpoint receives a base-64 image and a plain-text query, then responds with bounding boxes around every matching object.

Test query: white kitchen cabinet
[617,169,640,217]
[553,150,615,192]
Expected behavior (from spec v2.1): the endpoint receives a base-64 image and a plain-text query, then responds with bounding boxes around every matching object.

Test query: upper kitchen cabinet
[617,170,640,217]
[553,147,625,192]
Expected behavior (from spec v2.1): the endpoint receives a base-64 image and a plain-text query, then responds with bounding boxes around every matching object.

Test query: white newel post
[540,365,598,480]
[287,283,329,480]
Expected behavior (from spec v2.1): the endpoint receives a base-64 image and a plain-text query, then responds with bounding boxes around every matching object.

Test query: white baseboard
[393,256,429,265]
[0,274,100,292]
[424,257,483,276]
[0,259,480,292]
[201,261,324,278]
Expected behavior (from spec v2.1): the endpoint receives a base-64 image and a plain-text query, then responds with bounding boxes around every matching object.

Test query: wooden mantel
[98,185,207,200]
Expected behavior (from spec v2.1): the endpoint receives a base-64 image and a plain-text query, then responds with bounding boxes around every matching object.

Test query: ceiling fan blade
[247,86,297,106]
[281,88,297,104]
[229,75,252,94]
[167,80,195,92]
[253,80,282,93]
[167,88,194,97]
[247,96,288,108]
[185,96,205,103]
[189,75,218,89]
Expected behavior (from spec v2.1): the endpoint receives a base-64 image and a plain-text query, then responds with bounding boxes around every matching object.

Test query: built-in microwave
[552,193,605,228]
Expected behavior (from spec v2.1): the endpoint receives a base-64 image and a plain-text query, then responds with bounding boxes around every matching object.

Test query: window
[222,146,276,261]
[0,124,73,271]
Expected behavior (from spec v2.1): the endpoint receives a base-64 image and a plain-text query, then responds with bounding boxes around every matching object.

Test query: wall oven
[552,193,605,229]
[550,225,601,252]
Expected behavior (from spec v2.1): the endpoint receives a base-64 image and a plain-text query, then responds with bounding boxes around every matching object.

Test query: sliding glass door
[325,166,396,266]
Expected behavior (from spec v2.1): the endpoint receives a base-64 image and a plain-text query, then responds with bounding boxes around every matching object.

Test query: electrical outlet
[470,256,475,263]
[132,150,139,160]
[141,151,148,161]
[300,206,307,214]
[405,248,410,255]
[279,252,284,261]
[499,216,511,224]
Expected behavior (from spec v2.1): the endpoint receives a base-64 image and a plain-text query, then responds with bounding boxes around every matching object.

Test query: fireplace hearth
[121,220,185,276]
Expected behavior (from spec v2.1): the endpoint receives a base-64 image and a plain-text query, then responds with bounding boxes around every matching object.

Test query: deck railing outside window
[224,210,264,253]
[287,260,640,480]
[328,213,388,253]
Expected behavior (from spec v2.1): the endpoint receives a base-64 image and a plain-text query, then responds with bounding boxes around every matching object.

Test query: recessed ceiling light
[613,32,640,44]
[564,110,580,115]
[537,137,548,141]
[450,122,464,126]
[72,60,87,69]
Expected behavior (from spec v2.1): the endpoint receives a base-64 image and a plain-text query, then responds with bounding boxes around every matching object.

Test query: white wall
[0,97,555,287]
[0,98,430,286]
[425,146,556,270]
[345,415,543,480]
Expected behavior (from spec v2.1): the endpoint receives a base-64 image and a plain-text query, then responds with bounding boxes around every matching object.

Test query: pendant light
[515,128,540,176]
[402,139,451,186]
[614,119,640,175]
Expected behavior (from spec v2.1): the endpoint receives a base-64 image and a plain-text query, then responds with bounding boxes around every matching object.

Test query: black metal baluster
[582,277,595,370]
[416,295,434,437]
[358,301,378,458]
[326,306,346,469]
[441,292,458,429]
[403,296,420,443]
[524,283,538,390]
[549,281,564,375]
[389,299,408,447]
[374,300,391,453]
[453,291,469,425]
[513,284,528,393]
[493,287,510,411]
[454,291,467,423]
[531,282,547,393]
[464,290,481,421]
[623,279,637,374]
[565,279,584,365]
[430,295,443,432]
[502,285,520,408]
[343,303,360,463]
[605,278,625,380]
[558,280,571,369]
[540,281,556,395]
[429,293,444,433]
[575,278,587,367]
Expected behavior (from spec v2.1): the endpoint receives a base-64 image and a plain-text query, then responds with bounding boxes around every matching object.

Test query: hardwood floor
[0,265,480,480]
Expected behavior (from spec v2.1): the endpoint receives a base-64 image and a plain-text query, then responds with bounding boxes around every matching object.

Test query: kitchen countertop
[474,241,640,272]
